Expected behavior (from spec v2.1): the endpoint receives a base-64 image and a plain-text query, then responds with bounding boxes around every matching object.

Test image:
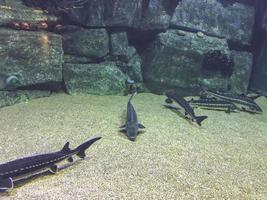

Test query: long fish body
[188,98,238,113]
[0,136,101,192]
[165,91,208,126]
[202,90,262,113]
[120,93,145,141]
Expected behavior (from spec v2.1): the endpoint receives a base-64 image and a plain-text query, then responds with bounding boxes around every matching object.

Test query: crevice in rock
[127,29,161,54]
[251,0,266,55]
[227,40,252,52]
[162,0,182,16]
[16,81,64,93]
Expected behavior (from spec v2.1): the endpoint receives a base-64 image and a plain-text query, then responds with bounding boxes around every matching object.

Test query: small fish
[202,90,263,113]
[164,91,208,126]
[0,136,101,192]
[188,98,238,113]
[119,93,145,141]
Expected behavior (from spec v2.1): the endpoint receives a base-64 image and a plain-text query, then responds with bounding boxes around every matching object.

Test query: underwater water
[1,0,267,199]
[0,93,266,199]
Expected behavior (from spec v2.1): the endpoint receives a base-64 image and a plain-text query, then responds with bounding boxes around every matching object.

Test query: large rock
[67,0,142,27]
[63,62,127,95]
[133,0,174,30]
[67,0,105,27]
[127,54,143,83]
[67,0,175,30]
[0,0,58,26]
[110,32,129,57]
[142,30,252,95]
[171,0,255,44]
[0,90,51,108]
[103,0,142,27]
[0,29,63,86]
[63,27,109,58]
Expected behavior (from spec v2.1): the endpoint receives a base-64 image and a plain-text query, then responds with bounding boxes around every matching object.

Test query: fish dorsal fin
[61,142,70,153]
[138,123,145,129]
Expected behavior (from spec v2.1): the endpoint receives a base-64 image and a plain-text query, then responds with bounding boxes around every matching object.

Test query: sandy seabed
[0,93,266,200]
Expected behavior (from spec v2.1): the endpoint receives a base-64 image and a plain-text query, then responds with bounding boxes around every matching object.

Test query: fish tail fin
[75,136,101,159]
[195,116,208,126]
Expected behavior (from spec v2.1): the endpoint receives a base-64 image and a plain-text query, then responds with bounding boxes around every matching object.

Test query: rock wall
[0,0,262,107]
[250,6,267,93]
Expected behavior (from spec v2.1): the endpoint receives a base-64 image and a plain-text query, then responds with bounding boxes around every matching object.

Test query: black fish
[188,98,238,113]
[164,91,207,126]
[120,93,145,141]
[0,136,101,192]
[202,90,263,113]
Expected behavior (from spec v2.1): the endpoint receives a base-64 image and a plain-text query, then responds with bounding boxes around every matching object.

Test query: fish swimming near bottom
[0,136,101,192]
[188,98,238,113]
[201,90,263,113]
[164,91,208,126]
[119,93,145,141]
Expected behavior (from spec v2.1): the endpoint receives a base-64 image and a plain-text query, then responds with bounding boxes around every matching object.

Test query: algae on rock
[63,62,127,95]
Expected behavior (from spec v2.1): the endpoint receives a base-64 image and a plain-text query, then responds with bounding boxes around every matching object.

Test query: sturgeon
[119,93,145,141]
[0,136,101,192]
[202,90,263,113]
[164,91,208,126]
[188,98,238,113]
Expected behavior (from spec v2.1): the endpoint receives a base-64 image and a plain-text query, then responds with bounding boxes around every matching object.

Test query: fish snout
[129,136,136,141]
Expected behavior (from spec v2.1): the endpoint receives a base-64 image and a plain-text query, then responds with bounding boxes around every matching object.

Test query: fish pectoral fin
[119,124,126,129]
[67,156,74,162]
[0,177,13,192]
[119,124,126,132]
[49,165,59,174]
[77,150,86,159]
[138,123,145,129]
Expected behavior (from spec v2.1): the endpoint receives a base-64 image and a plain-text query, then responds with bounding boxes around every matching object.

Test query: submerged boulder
[62,27,109,59]
[66,0,173,30]
[63,62,127,95]
[171,0,255,45]
[67,0,105,27]
[110,32,129,57]
[67,0,142,28]
[0,0,58,26]
[133,0,174,30]
[0,29,63,87]
[142,30,251,95]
